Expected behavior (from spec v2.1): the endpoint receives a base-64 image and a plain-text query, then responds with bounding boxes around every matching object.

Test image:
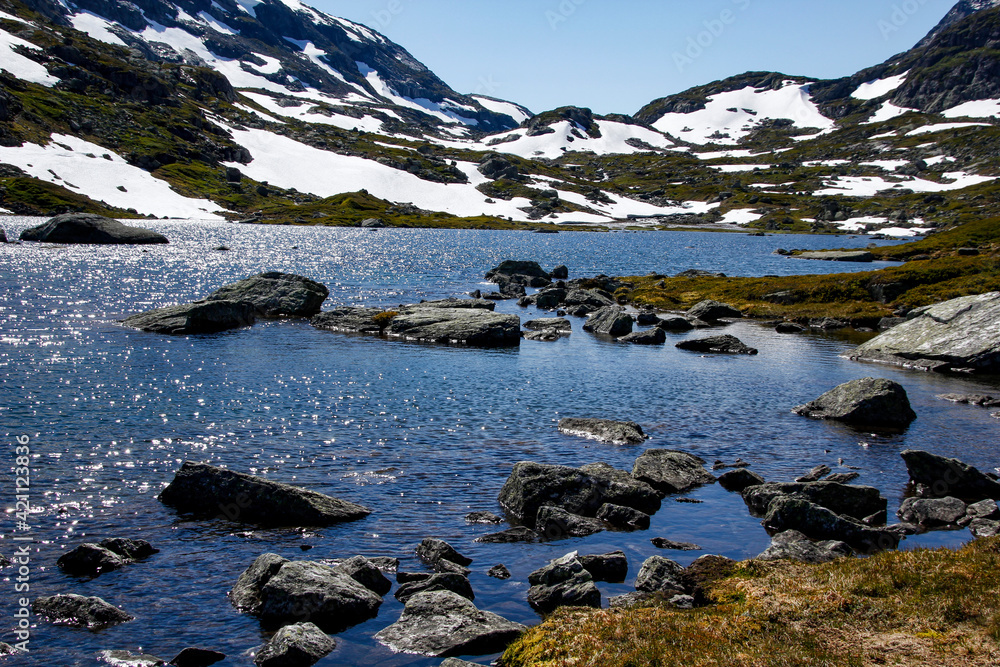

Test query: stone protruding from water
[33,594,134,628]
[20,213,168,244]
[631,450,716,496]
[204,272,329,318]
[121,300,257,335]
[527,552,602,614]
[557,418,647,445]
[159,461,371,527]
[756,530,853,564]
[792,377,916,428]
[583,306,634,337]
[849,292,1000,374]
[254,622,335,667]
[686,300,742,321]
[676,334,758,355]
[900,449,1000,502]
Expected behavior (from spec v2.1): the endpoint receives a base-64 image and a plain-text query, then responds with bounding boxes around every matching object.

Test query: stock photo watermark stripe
[10,434,32,652]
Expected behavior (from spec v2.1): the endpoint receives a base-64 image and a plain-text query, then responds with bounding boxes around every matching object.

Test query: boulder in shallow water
[849,292,1000,374]
[619,328,666,345]
[33,594,133,628]
[385,307,521,347]
[254,622,334,667]
[742,481,886,522]
[793,377,916,428]
[375,591,525,657]
[259,560,383,632]
[676,334,757,355]
[56,543,127,576]
[632,450,716,495]
[204,272,328,318]
[122,300,257,335]
[583,306,633,337]
[897,496,967,528]
[159,461,371,527]
[900,450,1000,502]
[557,417,647,445]
[395,573,474,603]
[686,300,741,321]
[527,552,602,614]
[763,497,900,553]
[19,213,168,244]
[536,505,606,539]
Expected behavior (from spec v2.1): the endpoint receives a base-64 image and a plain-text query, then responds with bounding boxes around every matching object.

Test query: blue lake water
[1,218,998,666]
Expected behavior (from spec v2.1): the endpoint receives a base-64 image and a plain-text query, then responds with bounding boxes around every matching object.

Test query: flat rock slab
[20,213,168,244]
[159,461,371,527]
[33,594,133,628]
[793,377,916,428]
[557,417,646,445]
[205,272,329,318]
[796,251,874,262]
[849,292,1000,373]
[632,450,716,495]
[375,590,525,657]
[676,334,757,355]
[387,307,520,347]
[122,300,257,335]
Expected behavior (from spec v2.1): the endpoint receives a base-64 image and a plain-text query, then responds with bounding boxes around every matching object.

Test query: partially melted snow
[815,171,995,197]
[480,120,677,159]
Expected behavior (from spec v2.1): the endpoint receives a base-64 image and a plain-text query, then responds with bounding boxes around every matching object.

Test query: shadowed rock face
[204,272,329,318]
[20,214,168,244]
[900,449,1000,502]
[121,300,257,335]
[158,461,371,527]
[849,292,1000,374]
[793,377,917,428]
[33,594,134,628]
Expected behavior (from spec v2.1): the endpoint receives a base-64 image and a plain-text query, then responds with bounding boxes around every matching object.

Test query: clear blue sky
[312,0,957,115]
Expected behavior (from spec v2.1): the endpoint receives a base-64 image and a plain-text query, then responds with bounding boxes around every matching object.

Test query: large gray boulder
[756,530,853,563]
[258,561,383,632]
[498,461,660,526]
[849,292,1000,374]
[527,552,602,614]
[897,497,967,528]
[231,553,290,613]
[632,450,716,495]
[33,594,133,628]
[122,300,257,335]
[762,497,900,553]
[310,306,386,334]
[563,289,615,311]
[557,418,646,445]
[19,213,168,244]
[332,556,392,596]
[254,622,334,667]
[385,307,521,347]
[159,461,371,527]
[478,155,518,180]
[583,307,633,337]
[634,556,687,595]
[792,377,916,428]
[375,591,525,657]
[900,450,1000,501]
[742,482,887,522]
[686,300,741,321]
[205,273,329,318]
[676,334,757,355]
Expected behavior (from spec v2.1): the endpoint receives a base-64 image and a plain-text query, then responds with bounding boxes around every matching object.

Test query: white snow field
[651,83,835,145]
[851,72,908,100]
[906,122,991,136]
[0,135,229,218]
[942,99,1000,118]
[815,171,995,197]
[863,101,919,124]
[477,120,678,159]
[0,25,60,86]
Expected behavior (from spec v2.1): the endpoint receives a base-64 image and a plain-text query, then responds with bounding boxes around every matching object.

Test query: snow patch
[471,95,532,124]
[0,26,60,86]
[942,98,1000,118]
[720,209,763,225]
[863,101,918,124]
[851,72,908,100]
[480,119,676,159]
[906,122,990,136]
[815,171,995,197]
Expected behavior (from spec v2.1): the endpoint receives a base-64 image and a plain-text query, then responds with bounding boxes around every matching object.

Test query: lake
[1,218,998,666]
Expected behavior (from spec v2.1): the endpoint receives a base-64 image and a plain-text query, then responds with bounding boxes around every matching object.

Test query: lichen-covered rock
[333,556,392,596]
[524,318,571,332]
[159,461,371,527]
[375,591,525,657]
[792,377,916,428]
[254,622,334,667]
[557,417,646,445]
[900,449,1000,502]
[485,261,551,288]
[676,334,757,355]
[122,300,257,335]
[632,450,716,495]
[204,272,329,318]
[20,213,168,244]
[474,527,541,544]
[849,292,1000,373]
[756,530,853,563]
[33,594,133,628]
[797,250,874,262]
[310,306,386,334]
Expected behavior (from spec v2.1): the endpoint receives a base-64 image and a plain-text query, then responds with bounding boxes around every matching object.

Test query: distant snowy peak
[28,0,521,134]
[917,0,1000,47]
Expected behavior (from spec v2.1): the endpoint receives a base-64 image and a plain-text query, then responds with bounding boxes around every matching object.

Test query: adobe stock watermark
[878,0,934,40]
[674,0,753,74]
[547,0,587,31]
[10,435,33,653]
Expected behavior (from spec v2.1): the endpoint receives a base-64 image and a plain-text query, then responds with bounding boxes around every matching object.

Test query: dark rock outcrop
[375,591,525,657]
[536,506,606,539]
[254,622,334,667]
[416,538,472,575]
[527,552,602,614]
[474,526,541,544]
[792,378,916,428]
[333,556,392,596]
[204,273,329,318]
[56,544,127,576]
[686,300,741,321]
[395,573,474,603]
[897,496,968,528]
[122,300,257,335]
[632,450,716,495]
[619,328,667,345]
[33,594,133,628]
[718,469,765,493]
[485,261,551,288]
[900,450,1000,501]
[596,503,650,530]
[169,647,226,667]
[386,307,521,347]
[756,529,853,563]
[676,335,758,355]
[742,482,887,522]
[578,551,628,583]
[583,306,634,337]
[849,292,1000,374]
[20,213,168,244]
[634,556,687,595]
[159,461,371,527]
[557,418,646,445]
[763,497,900,553]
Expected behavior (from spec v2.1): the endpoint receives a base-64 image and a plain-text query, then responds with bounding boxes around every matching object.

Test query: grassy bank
[614,217,1000,325]
[500,537,1000,667]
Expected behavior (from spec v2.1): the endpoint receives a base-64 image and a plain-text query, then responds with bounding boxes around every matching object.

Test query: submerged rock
[900,450,1000,502]
[375,591,525,657]
[557,417,646,445]
[792,377,916,428]
[159,461,371,527]
[204,272,329,318]
[676,335,757,355]
[97,650,164,666]
[121,300,257,335]
[756,530,853,563]
[849,292,1000,374]
[632,450,716,495]
[33,594,133,628]
[20,213,168,244]
[254,622,334,667]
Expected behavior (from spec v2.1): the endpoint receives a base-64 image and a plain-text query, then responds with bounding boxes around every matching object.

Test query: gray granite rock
[20,213,168,244]
[793,378,916,428]
[204,272,328,318]
[122,300,257,335]
[254,622,334,667]
[33,594,133,628]
[557,417,646,445]
[632,450,716,495]
[756,530,853,563]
